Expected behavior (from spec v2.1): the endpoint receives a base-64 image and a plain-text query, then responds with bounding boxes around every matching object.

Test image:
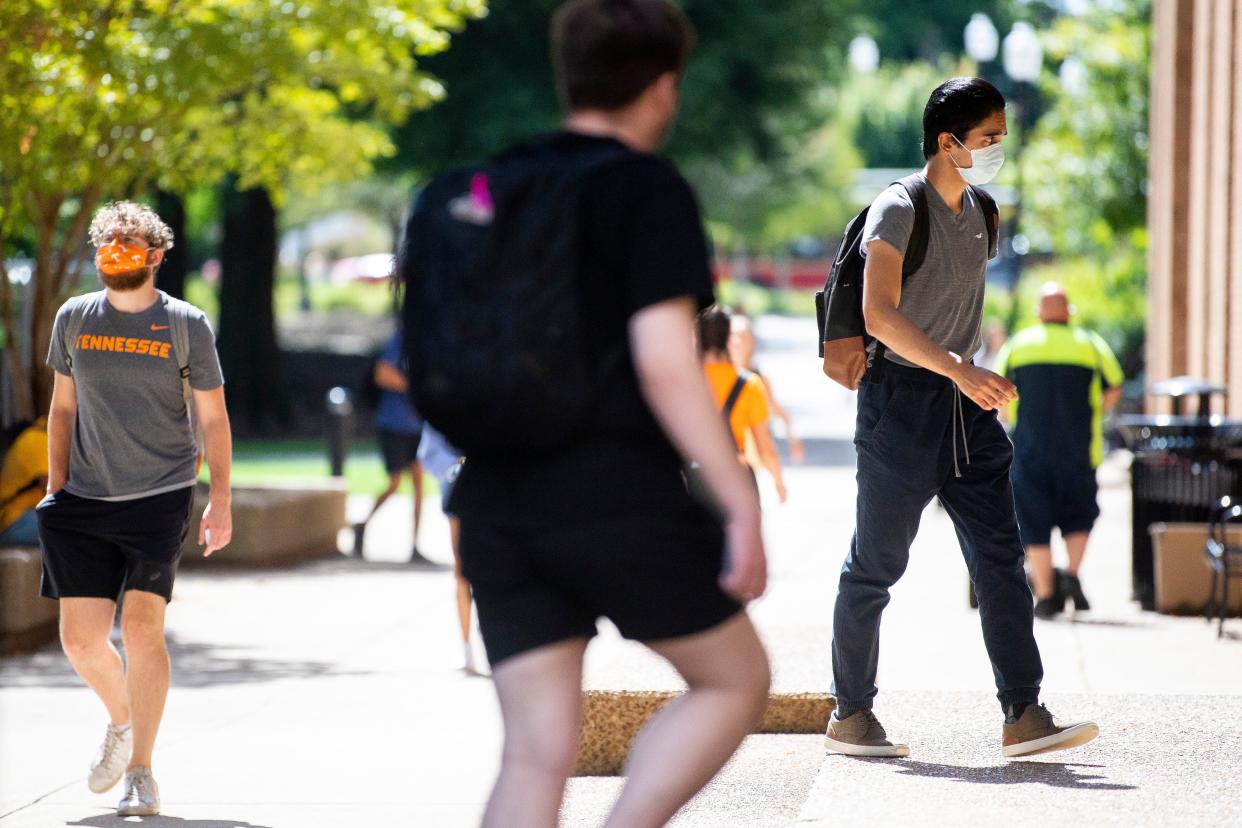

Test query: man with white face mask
[826,78,1099,759]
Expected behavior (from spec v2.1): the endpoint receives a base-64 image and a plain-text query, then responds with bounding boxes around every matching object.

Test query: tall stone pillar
[1147,0,1197,413]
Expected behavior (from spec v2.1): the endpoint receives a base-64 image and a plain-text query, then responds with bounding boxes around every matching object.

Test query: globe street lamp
[966,15,1044,327]
[848,34,880,75]
[964,13,1000,64]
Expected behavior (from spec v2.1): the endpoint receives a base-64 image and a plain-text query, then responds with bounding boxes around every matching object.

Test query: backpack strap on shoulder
[61,293,99,371]
[158,290,205,473]
[158,290,194,405]
[896,175,930,280]
[969,185,1001,260]
[721,371,750,453]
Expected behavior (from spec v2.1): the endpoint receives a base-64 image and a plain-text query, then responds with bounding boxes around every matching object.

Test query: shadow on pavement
[1064,617,1150,629]
[0,632,367,690]
[66,814,274,828]
[872,759,1137,791]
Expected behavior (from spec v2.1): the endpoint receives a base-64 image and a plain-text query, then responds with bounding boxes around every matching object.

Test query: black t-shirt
[450,132,715,525]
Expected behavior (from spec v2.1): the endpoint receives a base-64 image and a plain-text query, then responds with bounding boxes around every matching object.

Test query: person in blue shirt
[353,329,434,565]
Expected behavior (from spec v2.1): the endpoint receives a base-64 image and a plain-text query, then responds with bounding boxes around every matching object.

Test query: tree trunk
[155,190,188,299]
[217,181,287,433]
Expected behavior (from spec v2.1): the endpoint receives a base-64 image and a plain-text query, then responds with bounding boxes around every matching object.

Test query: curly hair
[88,201,175,250]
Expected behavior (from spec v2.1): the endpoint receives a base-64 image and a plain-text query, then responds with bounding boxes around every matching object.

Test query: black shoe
[1060,571,1091,612]
[351,523,366,558]
[409,546,447,568]
[1033,597,1062,620]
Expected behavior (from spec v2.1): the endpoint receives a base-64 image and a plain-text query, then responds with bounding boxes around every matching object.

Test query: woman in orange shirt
[697,306,787,503]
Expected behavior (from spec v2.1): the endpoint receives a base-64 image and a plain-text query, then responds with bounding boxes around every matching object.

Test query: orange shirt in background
[703,362,770,453]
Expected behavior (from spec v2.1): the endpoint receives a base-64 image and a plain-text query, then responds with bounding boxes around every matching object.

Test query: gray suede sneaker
[1002,703,1099,758]
[117,767,160,817]
[87,723,132,793]
[825,709,910,758]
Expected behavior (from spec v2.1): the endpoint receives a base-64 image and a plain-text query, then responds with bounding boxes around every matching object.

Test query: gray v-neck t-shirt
[860,174,998,367]
[47,291,224,501]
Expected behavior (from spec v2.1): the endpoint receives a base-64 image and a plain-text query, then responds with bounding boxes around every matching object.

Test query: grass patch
[212,438,436,497]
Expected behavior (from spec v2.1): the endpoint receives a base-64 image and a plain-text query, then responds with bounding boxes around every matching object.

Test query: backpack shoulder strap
[61,292,101,370]
[895,175,930,280]
[722,371,750,419]
[158,290,194,404]
[969,185,1001,259]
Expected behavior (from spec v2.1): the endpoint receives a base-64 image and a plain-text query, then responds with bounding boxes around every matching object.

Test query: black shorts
[1011,459,1100,547]
[461,502,742,667]
[37,486,195,603]
[378,428,423,475]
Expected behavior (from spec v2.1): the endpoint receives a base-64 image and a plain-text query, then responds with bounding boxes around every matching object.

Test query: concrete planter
[0,547,59,655]
[179,483,347,568]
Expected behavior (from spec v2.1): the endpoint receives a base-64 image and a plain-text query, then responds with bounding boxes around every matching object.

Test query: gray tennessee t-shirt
[47,291,224,501]
[860,175,998,367]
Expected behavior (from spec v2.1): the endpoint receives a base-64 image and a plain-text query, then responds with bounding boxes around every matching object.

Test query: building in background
[1147,0,1242,415]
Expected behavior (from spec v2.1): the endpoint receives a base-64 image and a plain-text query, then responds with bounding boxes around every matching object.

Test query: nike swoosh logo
[150,324,169,331]
[975,233,984,239]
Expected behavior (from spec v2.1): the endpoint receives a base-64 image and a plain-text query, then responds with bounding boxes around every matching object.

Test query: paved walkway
[3,316,1241,826]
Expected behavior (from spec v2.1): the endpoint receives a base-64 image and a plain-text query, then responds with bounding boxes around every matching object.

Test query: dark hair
[551,0,696,111]
[696,305,732,356]
[921,77,1006,159]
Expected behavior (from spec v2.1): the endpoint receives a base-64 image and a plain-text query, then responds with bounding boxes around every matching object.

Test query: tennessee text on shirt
[75,333,172,359]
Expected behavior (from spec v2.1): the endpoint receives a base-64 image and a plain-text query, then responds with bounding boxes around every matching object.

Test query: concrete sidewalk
[3,316,1241,826]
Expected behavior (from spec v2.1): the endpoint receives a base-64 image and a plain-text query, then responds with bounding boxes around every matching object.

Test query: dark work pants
[831,360,1043,716]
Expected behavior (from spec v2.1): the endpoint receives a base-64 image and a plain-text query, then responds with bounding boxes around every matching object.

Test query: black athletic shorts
[378,428,423,475]
[461,502,743,667]
[1010,458,1100,547]
[37,486,195,603]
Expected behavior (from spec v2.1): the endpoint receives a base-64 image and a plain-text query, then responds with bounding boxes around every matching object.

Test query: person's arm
[193,386,233,556]
[45,372,76,494]
[630,297,766,603]
[758,375,804,464]
[374,361,408,393]
[862,239,1017,410]
[1103,387,1123,413]
[750,423,787,503]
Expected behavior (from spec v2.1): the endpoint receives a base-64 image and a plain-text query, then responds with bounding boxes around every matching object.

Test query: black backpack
[397,140,632,457]
[815,175,998,388]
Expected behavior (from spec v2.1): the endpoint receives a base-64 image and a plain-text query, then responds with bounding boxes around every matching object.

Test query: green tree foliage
[388,0,860,245]
[1016,0,1150,366]
[0,0,481,419]
[855,0,1017,63]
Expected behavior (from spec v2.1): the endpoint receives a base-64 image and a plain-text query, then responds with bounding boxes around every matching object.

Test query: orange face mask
[95,241,150,275]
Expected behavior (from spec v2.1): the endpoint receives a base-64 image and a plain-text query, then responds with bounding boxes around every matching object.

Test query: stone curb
[575,690,835,776]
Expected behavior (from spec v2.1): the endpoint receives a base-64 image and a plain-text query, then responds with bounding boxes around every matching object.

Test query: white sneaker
[117,766,160,816]
[87,723,132,793]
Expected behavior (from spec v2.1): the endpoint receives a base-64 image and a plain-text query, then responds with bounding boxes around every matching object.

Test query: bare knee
[121,611,166,651]
[60,626,109,663]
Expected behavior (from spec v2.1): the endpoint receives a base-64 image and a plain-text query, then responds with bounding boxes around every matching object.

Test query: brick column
[1148,0,1197,413]
[1206,0,1234,414]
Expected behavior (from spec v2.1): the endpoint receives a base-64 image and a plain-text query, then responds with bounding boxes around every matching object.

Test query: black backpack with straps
[398,140,634,458]
[815,175,998,388]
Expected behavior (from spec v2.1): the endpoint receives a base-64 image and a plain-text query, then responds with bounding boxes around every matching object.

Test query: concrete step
[576,689,834,776]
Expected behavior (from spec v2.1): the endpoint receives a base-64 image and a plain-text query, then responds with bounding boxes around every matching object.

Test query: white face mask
[950,135,1005,186]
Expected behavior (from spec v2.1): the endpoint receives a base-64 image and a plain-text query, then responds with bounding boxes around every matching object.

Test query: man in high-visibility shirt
[994,283,1124,619]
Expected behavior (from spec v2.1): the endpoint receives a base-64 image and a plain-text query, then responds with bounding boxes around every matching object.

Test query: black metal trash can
[1117,378,1242,610]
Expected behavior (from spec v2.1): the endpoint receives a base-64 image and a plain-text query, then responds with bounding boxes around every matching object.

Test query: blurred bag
[397,140,633,458]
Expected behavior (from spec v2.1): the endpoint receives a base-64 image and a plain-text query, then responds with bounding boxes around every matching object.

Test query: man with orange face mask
[36,201,232,817]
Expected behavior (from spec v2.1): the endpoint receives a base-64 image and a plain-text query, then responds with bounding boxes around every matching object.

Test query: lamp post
[966,14,1043,329]
[848,34,880,76]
